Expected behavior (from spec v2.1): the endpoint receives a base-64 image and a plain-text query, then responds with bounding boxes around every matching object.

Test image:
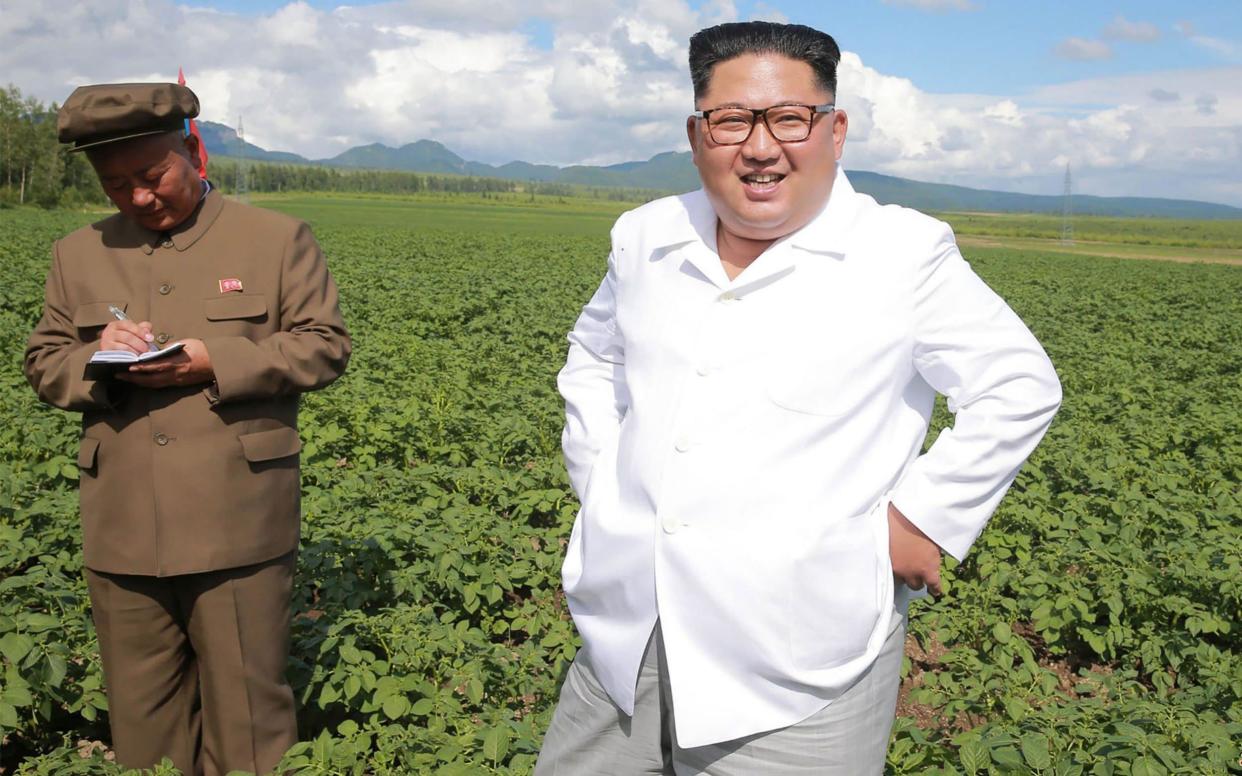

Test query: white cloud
[1171,19,1240,64]
[1054,37,1113,61]
[265,2,321,46]
[0,0,703,165]
[982,99,1022,126]
[833,55,1242,205]
[1102,16,1159,43]
[1,0,1239,206]
[1188,35,1241,62]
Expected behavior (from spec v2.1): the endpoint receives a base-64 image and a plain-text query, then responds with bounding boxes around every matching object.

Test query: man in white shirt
[536,21,1061,775]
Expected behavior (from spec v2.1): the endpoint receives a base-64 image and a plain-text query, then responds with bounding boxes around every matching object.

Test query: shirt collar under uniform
[140,186,225,255]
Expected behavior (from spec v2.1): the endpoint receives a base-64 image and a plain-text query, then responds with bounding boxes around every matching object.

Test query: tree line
[1,84,665,208]
[210,160,664,202]
[210,158,521,196]
[0,85,104,208]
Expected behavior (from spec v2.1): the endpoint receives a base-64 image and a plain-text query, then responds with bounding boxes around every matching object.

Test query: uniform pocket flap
[239,427,301,462]
[78,437,100,469]
[74,302,123,328]
[205,295,268,321]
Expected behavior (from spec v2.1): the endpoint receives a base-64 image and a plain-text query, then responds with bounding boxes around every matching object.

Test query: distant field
[251,191,634,236]
[59,190,1242,255]
[939,210,1242,250]
[956,235,1242,267]
[247,192,1242,266]
[2,194,1239,774]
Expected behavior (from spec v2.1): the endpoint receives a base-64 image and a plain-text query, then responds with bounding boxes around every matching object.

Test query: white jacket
[557,169,1061,748]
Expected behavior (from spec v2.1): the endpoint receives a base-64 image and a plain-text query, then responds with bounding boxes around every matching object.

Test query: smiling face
[687,53,847,247]
[87,132,203,233]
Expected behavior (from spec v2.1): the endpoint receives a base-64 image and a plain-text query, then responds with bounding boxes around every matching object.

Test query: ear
[829,109,849,161]
[686,115,701,165]
[831,109,848,162]
[182,132,201,163]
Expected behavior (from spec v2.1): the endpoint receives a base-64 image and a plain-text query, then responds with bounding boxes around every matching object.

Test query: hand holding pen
[102,305,158,354]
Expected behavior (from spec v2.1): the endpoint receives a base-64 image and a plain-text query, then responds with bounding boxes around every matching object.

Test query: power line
[234,115,249,202]
[1061,162,1073,246]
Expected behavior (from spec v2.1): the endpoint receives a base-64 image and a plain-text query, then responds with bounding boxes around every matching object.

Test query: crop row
[0,206,1238,774]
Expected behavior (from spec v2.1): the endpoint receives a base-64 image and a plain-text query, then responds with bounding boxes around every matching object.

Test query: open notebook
[84,342,185,379]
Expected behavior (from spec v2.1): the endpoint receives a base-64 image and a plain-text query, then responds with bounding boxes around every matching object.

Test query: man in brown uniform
[24,83,351,775]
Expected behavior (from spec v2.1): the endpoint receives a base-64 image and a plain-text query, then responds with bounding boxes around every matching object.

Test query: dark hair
[688,21,841,102]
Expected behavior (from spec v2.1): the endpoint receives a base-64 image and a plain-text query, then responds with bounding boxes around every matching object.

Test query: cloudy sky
[3,0,1240,206]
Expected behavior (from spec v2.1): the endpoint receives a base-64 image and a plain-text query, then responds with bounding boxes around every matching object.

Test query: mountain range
[198,121,1242,219]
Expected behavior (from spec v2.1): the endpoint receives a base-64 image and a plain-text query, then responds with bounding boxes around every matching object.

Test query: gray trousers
[535,609,906,776]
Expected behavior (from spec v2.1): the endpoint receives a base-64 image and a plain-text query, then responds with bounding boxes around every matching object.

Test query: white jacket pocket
[789,495,894,669]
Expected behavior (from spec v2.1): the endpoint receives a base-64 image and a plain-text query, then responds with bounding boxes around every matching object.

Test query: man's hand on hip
[888,502,943,597]
[117,338,215,389]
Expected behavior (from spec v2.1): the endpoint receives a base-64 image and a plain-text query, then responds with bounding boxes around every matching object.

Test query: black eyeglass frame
[691,103,836,145]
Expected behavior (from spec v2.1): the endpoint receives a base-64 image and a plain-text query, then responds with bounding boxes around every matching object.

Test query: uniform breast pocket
[73,301,126,337]
[204,295,268,332]
[766,347,876,418]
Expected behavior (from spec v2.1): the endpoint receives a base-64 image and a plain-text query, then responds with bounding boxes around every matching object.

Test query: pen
[108,304,159,352]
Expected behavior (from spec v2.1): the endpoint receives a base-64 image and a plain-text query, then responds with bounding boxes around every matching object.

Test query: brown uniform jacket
[25,189,350,576]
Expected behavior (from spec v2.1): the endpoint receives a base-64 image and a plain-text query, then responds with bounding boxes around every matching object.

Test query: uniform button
[155,332,170,345]
[158,283,172,295]
[161,238,174,249]
[661,516,680,534]
[719,291,738,302]
[154,433,169,446]
[696,365,710,377]
[675,436,691,452]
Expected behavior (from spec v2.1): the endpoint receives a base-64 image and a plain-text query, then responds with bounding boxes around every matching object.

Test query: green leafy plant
[1,203,1238,774]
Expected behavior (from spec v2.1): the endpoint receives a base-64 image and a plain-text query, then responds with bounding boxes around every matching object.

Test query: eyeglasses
[692,103,835,145]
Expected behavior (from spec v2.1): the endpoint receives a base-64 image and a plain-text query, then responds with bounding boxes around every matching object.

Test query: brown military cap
[58,83,199,152]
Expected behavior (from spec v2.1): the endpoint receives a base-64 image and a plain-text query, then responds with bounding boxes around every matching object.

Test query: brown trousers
[85,551,298,776]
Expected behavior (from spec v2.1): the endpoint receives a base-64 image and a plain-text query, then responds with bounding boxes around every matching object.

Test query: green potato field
[0,195,1239,775]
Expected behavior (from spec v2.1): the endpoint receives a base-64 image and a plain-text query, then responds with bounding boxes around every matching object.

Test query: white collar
[650,166,859,258]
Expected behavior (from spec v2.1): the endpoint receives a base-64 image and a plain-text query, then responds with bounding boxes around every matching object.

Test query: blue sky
[192,0,1242,94]
[768,1,1241,93]
[4,0,1241,205]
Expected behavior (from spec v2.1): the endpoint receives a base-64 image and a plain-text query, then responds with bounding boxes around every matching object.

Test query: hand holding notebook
[85,341,186,379]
